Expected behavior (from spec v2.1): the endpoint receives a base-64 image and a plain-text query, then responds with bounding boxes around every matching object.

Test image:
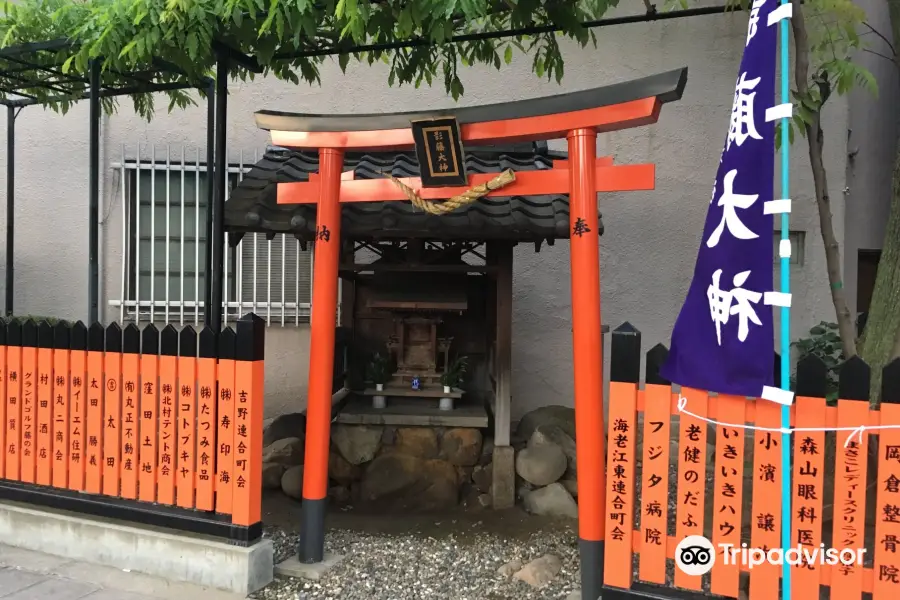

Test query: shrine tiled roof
[224,143,604,243]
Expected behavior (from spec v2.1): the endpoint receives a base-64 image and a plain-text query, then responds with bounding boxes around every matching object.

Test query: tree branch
[862,21,897,58]
[791,0,859,358]
[863,47,897,63]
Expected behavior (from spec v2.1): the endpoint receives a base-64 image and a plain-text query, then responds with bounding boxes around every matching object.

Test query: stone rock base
[327,424,487,512]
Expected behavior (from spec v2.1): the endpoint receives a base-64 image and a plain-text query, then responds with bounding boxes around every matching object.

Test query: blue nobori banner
[660,0,788,400]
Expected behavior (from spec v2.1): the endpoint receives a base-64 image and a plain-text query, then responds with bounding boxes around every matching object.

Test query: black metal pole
[5,105,15,317]
[209,54,228,332]
[88,59,101,324]
[203,79,215,326]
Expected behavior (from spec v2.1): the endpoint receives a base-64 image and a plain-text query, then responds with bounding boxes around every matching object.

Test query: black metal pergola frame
[0,38,220,327]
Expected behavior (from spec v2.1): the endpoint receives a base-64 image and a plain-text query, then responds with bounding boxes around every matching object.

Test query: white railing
[108,143,321,327]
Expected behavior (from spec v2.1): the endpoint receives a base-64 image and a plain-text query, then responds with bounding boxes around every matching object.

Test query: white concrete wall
[0,7,851,419]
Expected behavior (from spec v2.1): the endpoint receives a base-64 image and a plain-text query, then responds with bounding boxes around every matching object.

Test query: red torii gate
[255,66,687,600]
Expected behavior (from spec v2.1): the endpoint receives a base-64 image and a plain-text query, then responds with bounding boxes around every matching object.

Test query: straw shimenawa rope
[383,168,516,215]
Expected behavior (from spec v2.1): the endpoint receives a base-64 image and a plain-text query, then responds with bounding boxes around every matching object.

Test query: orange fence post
[216,327,236,515]
[603,324,640,590]
[120,324,140,499]
[85,323,104,493]
[639,345,672,585]
[748,399,782,600]
[876,359,900,598]
[233,314,265,527]
[68,322,87,491]
[20,319,37,483]
[157,325,179,505]
[176,326,198,509]
[5,320,21,480]
[0,319,15,481]
[831,357,871,600]
[103,324,122,497]
[139,325,159,503]
[711,395,747,598]
[0,320,6,479]
[196,327,218,511]
[51,321,71,489]
[36,322,53,486]
[791,357,827,596]
[300,146,345,563]
[673,387,708,591]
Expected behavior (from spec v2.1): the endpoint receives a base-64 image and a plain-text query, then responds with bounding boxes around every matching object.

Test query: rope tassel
[383,168,516,215]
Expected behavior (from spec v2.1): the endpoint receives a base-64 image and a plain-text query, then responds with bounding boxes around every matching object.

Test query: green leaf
[504,45,512,64]
[186,31,198,60]
[118,38,139,59]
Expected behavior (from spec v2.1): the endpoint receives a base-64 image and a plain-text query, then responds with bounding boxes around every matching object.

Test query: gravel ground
[250,522,582,600]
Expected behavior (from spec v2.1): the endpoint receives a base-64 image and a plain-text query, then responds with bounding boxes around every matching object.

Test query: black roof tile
[224,143,603,242]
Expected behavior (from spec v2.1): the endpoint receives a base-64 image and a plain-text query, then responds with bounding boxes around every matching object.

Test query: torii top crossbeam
[257,66,688,600]
[257,68,686,207]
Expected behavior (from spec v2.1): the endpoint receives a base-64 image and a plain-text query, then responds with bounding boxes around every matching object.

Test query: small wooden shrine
[362,270,467,403]
[223,141,580,428]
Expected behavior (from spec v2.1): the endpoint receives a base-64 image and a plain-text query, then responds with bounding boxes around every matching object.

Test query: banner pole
[778,1,792,599]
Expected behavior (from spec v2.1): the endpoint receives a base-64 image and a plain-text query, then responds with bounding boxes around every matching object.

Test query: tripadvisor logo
[675,535,866,576]
[675,535,716,576]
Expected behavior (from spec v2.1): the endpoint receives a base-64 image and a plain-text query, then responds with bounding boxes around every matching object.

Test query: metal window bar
[110,144,315,326]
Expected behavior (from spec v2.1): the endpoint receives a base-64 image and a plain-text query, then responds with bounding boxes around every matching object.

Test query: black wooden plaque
[410,117,468,187]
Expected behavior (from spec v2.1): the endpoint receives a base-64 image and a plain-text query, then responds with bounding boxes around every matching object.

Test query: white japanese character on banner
[706,169,759,248]
[707,269,763,345]
[745,0,768,46]
[710,155,722,204]
[727,72,763,150]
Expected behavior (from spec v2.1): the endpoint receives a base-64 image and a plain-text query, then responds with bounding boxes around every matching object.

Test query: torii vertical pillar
[568,128,606,600]
[299,147,345,562]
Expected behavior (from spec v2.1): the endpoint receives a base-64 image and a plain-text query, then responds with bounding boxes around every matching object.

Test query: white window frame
[109,145,316,327]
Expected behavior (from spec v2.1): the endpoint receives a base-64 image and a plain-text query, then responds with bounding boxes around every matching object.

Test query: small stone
[329,450,362,484]
[560,478,578,498]
[440,428,483,466]
[479,437,495,465]
[516,405,576,441]
[497,559,523,578]
[531,425,577,476]
[522,482,578,518]
[381,426,397,446]
[332,424,383,465]
[262,462,286,489]
[263,412,307,446]
[281,465,305,500]
[395,427,439,458]
[566,592,582,600]
[516,442,567,486]
[513,554,562,588]
[262,437,305,466]
[477,493,492,508]
[472,463,493,493]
